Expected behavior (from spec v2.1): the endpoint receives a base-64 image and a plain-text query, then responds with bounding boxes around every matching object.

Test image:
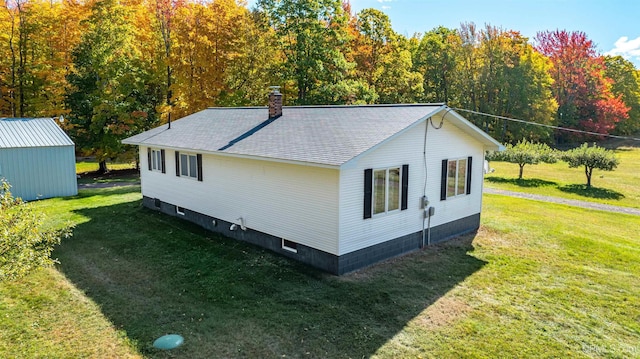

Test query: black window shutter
[175,151,180,176]
[147,148,152,171]
[440,159,448,201]
[197,154,203,181]
[466,156,472,195]
[160,149,166,174]
[363,169,372,219]
[401,164,409,210]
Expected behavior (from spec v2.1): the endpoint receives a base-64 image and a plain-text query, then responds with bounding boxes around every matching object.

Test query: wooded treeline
[1,0,639,164]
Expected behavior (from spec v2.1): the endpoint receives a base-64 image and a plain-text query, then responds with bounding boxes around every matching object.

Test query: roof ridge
[283,103,446,109]
[204,103,446,110]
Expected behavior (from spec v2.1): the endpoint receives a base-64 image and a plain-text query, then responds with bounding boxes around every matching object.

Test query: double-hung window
[147,148,165,173]
[373,167,401,215]
[175,151,203,181]
[180,153,198,178]
[441,157,472,200]
[364,165,408,219]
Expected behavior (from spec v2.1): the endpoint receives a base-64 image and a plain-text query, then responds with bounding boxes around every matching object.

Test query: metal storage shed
[0,118,77,201]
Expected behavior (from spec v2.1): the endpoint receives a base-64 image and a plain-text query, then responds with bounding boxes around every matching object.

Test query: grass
[1,184,638,358]
[485,146,640,209]
[76,160,137,174]
[75,160,140,185]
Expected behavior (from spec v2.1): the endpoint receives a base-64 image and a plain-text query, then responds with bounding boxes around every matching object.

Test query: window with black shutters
[175,151,203,181]
[148,148,165,173]
[364,164,408,218]
[441,157,472,200]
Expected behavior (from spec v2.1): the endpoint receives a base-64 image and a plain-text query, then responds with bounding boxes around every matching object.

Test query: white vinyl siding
[338,115,486,255]
[140,147,339,254]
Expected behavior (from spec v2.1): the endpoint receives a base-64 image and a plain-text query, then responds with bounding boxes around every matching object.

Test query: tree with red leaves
[535,30,628,143]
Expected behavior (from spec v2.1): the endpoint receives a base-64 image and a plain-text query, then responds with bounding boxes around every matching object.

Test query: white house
[0,118,77,201]
[123,91,503,274]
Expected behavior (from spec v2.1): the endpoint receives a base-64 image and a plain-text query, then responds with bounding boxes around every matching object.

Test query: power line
[452,108,640,142]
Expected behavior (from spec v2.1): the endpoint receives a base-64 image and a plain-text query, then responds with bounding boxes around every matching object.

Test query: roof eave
[126,141,340,169]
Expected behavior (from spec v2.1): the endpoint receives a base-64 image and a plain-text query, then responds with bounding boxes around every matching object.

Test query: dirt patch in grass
[415,295,471,330]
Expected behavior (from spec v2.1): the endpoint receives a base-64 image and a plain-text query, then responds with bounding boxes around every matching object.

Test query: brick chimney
[268,86,283,119]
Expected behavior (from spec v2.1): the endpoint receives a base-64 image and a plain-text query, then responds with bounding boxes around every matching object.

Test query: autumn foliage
[0,1,638,165]
[535,30,629,141]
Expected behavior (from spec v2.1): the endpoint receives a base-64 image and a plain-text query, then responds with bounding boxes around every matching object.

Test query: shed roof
[0,118,74,148]
[123,104,502,167]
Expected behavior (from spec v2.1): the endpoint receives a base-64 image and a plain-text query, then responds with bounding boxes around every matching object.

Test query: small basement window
[282,239,298,253]
[176,206,185,215]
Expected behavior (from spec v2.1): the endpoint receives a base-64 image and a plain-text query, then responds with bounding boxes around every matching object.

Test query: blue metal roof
[0,118,74,148]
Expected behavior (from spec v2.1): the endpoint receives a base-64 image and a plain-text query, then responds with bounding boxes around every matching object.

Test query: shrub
[0,180,73,281]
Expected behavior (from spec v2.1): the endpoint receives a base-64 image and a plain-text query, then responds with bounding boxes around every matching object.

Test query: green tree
[217,7,281,106]
[487,140,556,179]
[350,8,422,103]
[257,0,352,104]
[603,55,640,135]
[0,180,72,281]
[66,0,160,173]
[560,143,619,188]
[412,26,461,104]
[449,24,557,143]
[352,8,395,88]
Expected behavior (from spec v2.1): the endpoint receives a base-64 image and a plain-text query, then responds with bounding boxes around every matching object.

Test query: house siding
[338,114,486,255]
[336,213,480,274]
[0,146,77,201]
[144,194,479,275]
[140,146,340,255]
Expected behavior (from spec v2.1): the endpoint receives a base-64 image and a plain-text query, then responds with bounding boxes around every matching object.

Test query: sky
[348,0,640,67]
[248,0,640,68]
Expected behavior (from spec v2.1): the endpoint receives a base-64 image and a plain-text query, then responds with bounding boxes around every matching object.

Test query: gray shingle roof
[0,118,74,148]
[123,104,501,166]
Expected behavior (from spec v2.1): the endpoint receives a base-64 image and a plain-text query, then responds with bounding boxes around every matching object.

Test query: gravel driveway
[484,187,640,216]
[78,181,140,189]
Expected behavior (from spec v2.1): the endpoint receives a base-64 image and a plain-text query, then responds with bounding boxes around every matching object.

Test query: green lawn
[485,146,640,209]
[75,160,140,185]
[76,160,137,174]
[1,184,638,358]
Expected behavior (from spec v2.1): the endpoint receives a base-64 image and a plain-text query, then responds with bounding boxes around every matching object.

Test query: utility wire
[452,108,640,142]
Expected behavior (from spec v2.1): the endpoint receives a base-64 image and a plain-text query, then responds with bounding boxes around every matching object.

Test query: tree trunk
[98,160,108,174]
[585,165,592,188]
[518,164,524,179]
